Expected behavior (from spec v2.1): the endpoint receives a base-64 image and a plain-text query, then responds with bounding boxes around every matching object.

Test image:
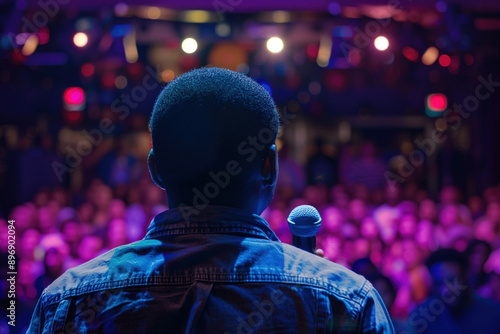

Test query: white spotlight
[374,36,389,51]
[73,32,88,47]
[181,38,198,54]
[267,37,284,53]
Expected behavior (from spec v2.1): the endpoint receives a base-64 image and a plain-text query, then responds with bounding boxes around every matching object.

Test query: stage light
[75,18,93,32]
[147,7,161,20]
[21,35,38,56]
[316,36,332,67]
[111,24,133,37]
[182,38,198,54]
[422,47,439,65]
[347,49,361,66]
[64,87,85,105]
[37,27,50,45]
[438,54,451,67]
[63,87,85,111]
[115,75,128,89]
[328,2,342,15]
[266,37,284,53]
[215,23,231,37]
[114,2,128,16]
[374,36,389,51]
[272,11,290,23]
[73,32,88,47]
[403,46,419,62]
[425,93,447,117]
[123,29,138,63]
[338,121,351,143]
[256,79,272,95]
[184,10,210,23]
[11,49,26,64]
[81,63,94,77]
[161,69,175,83]
[15,33,30,45]
[306,44,319,60]
[333,26,353,38]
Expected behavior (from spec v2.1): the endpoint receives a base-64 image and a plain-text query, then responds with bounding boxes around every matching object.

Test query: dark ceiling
[21,0,500,12]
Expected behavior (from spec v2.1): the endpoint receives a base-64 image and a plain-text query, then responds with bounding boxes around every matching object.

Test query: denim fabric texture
[28,206,394,333]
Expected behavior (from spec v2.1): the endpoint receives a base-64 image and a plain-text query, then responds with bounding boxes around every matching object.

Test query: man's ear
[262,144,278,187]
[148,150,166,190]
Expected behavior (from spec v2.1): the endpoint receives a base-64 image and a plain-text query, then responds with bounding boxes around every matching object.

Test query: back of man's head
[149,67,279,208]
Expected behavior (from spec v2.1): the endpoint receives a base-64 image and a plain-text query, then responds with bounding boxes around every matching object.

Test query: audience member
[410,249,500,334]
[7,154,500,331]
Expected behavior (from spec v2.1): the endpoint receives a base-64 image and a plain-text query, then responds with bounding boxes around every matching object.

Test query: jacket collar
[145,205,280,241]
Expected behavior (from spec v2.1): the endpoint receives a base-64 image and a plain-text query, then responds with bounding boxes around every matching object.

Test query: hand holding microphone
[287,205,322,254]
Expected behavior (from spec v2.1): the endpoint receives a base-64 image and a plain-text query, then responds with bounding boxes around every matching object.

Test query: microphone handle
[292,235,316,254]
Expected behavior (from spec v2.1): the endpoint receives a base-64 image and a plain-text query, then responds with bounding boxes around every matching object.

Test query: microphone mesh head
[287,205,322,237]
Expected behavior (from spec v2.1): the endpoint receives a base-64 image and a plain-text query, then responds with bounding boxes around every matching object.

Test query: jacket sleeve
[359,286,395,333]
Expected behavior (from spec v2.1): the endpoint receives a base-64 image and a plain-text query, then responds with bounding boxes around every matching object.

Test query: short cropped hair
[150,67,279,191]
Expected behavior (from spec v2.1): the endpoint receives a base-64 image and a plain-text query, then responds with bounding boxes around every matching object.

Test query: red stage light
[306,44,319,60]
[101,72,116,89]
[37,27,50,44]
[81,63,94,77]
[427,93,447,112]
[403,47,419,62]
[64,87,85,105]
[438,54,451,67]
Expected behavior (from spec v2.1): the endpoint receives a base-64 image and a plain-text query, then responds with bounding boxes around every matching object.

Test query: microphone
[287,205,322,254]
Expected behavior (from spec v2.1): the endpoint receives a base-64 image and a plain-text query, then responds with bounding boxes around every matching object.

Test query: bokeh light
[438,54,451,67]
[272,11,290,23]
[73,32,88,47]
[215,23,231,37]
[81,63,94,77]
[267,37,284,53]
[181,38,198,54]
[147,7,161,20]
[403,47,419,62]
[161,69,175,83]
[374,36,389,51]
[114,75,128,89]
[427,93,447,112]
[422,46,439,65]
[328,2,342,15]
[63,87,85,105]
[21,35,38,56]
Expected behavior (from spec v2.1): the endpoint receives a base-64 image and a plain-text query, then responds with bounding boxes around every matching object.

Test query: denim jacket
[28,206,394,333]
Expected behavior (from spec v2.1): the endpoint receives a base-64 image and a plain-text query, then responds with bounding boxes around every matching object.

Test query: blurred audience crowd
[2,136,500,333]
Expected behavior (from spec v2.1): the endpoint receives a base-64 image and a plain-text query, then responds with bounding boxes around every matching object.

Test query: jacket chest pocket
[45,298,71,334]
